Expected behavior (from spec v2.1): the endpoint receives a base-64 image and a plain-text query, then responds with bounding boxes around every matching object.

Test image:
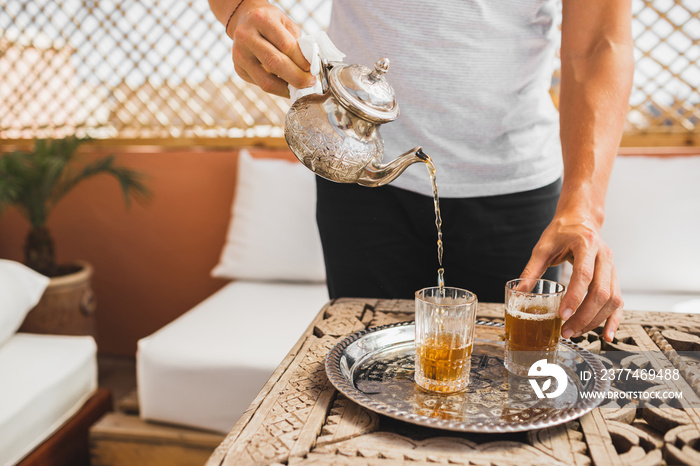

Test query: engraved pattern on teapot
[284,58,426,187]
[285,93,384,184]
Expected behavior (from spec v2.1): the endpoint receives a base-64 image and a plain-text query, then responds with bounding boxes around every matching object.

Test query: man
[208,0,633,343]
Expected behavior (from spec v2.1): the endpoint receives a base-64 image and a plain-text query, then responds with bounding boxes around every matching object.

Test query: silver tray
[325,320,609,433]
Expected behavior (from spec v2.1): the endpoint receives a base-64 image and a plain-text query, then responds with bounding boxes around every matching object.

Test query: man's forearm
[558,4,634,228]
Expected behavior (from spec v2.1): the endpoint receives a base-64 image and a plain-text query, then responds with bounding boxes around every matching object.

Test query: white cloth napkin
[289,31,345,102]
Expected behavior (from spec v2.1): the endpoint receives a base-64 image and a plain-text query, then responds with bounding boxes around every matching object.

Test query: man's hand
[528,0,634,343]
[521,212,623,343]
[221,0,315,97]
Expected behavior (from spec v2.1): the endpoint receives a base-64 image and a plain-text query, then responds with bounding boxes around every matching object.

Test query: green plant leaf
[0,136,152,273]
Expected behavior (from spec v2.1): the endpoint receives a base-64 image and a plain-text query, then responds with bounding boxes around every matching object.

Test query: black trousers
[316,177,562,303]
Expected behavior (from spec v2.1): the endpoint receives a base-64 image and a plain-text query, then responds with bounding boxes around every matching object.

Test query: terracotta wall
[0,146,294,356]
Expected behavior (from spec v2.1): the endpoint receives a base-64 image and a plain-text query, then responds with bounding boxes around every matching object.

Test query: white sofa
[0,260,99,466]
[601,152,700,313]
[137,280,327,433]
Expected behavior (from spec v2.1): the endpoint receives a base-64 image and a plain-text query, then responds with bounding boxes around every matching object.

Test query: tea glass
[504,278,566,376]
[414,286,478,393]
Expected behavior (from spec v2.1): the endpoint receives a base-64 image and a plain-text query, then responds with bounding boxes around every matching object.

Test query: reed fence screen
[1,0,698,146]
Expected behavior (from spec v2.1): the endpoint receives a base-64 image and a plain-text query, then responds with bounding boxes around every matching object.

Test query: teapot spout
[357,147,429,187]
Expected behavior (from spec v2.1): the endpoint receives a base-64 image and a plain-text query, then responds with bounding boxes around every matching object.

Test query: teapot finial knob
[369,58,390,82]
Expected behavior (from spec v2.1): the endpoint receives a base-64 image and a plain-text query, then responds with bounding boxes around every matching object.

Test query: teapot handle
[320,59,331,94]
[320,59,346,94]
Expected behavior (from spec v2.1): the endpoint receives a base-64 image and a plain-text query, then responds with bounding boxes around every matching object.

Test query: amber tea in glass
[504,278,565,376]
[415,286,477,393]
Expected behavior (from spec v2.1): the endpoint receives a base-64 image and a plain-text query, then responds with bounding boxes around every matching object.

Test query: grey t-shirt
[328,0,563,198]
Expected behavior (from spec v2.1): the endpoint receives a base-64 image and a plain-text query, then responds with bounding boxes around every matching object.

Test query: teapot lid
[328,58,400,124]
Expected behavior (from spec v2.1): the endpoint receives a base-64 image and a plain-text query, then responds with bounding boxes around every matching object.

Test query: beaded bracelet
[225,0,246,37]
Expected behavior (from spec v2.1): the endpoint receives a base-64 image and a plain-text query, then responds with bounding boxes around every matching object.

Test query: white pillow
[0,259,50,347]
[602,155,700,293]
[211,149,326,282]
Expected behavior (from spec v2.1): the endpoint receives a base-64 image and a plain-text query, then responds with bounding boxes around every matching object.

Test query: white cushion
[0,333,97,465]
[601,155,700,293]
[137,281,329,433]
[0,260,50,347]
[211,149,326,282]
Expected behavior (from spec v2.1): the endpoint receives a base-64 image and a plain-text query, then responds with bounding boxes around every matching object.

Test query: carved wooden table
[207,299,700,465]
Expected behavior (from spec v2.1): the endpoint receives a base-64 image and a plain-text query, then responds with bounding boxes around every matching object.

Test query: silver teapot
[284,58,427,187]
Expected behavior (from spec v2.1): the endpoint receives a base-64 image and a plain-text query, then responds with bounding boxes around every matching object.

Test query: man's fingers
[229,5,315,96]
[243,6,308,70]
[559,252,596,338]
[233,62,254,85]
[255,18,309,76]
[602,306,623,343]
[243,8,313,87]
[606,267,624,342]
[272,14,311,71]
[580,266,623,336]
[562,247,619,339]
[235,29,313,91]
[519,251,549,283]
[233,47,291,97]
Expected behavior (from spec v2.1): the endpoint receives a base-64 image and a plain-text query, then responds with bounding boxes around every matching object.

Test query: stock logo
[528,359,568,399]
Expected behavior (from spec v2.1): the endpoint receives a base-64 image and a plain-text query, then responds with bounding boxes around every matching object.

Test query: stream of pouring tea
[423,154,445,297]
